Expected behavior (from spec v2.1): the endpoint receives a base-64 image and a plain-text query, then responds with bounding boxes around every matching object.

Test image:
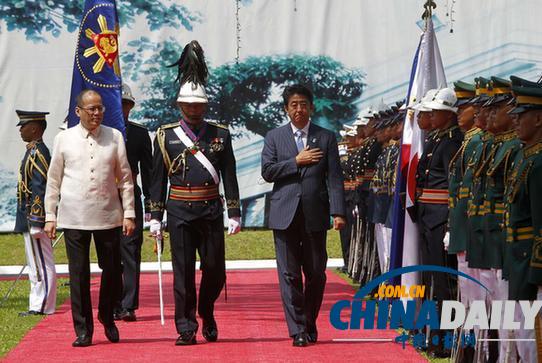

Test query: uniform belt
[506,226,534,243]
[169,185,220,201]
[484,201,505,215]
[418,188,449,205]
[344,181,357,191]
[458,187,470,199]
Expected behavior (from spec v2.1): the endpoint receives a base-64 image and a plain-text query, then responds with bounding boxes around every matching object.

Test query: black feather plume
[167,40,208,86]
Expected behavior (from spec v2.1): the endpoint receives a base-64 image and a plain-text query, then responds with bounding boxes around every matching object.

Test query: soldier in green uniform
[447,80,482,305]
[466,77,495,275]
[15,110,57,316]
[503,77,542,363]
[478,77,521,361]
[149,41,241,345]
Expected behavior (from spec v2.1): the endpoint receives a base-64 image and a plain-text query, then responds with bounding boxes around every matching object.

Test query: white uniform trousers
[374,224,391,273]
[23,232,57,314]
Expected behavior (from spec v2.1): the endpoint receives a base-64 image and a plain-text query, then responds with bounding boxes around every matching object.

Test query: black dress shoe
[292,333,308,347]
[307,331,318,343]
[98,314,120,343]
[103,324,119,343]
[175,331,197,346]
[118,309,136,322]
[202,320,218,342]
[113,309,122,321]
[72,335,92,347]
[18,310,44,317]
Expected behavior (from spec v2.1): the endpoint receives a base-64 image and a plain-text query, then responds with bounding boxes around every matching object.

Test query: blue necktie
[295,130,304,152]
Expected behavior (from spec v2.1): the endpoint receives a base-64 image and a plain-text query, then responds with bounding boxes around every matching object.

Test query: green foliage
[121,37,181,130]
[207,55,365,137]
[0,0,200,42]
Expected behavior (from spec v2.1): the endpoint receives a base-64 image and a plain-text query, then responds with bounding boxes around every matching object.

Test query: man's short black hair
[282,84,314,106]
[76,89,101,107]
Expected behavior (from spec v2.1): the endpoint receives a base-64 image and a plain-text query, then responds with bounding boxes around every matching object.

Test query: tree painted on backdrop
[0,1,365,137]
[207,55,365,137]
[0,0,200,42]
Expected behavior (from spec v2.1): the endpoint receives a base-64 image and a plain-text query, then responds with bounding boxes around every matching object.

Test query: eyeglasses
[79,105,106,114]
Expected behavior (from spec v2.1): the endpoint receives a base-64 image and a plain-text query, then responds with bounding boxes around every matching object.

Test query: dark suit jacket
[261,122,345,232]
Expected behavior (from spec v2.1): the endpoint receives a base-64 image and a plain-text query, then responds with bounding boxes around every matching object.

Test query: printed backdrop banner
[0,0,541,230]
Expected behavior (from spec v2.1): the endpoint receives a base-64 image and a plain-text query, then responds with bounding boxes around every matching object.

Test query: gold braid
[156,127,172,173]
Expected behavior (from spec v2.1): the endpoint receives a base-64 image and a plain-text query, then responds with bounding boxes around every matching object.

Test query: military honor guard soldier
[502,76,542,363]
[415,88,463,358]
[114,83,153,322]
[149,40,241,346]
[14,110,57,317]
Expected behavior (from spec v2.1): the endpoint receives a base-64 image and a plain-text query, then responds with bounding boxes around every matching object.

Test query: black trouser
[64,227,122,337]
[273,205,327,337]
[118,191,144,311]
[418,221,457,302]
[339,200,354,267]
[168,214,226,334]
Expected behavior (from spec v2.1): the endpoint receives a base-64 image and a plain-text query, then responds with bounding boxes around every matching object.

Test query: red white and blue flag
[389,17,447,288]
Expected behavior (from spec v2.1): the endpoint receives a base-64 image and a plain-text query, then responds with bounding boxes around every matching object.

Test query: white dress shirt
[290,121,310,149]
[45,123,135,230]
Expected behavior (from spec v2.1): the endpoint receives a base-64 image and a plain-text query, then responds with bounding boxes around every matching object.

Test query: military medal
[210,138,224,152]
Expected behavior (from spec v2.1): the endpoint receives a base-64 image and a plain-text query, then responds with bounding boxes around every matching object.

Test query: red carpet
[4,269,424,362]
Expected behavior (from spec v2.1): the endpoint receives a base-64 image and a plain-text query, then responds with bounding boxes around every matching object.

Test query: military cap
[16,110,49,127]
[510,75,541,88]
[483,76,513,107]
[453,80,476,106]
[509,81,542,114]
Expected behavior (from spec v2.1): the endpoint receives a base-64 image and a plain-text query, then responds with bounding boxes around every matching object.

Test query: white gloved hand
[30,226,44,239]
[352,205,359,218]
[443,231,450,251]
[228,217,241,235]
[149,219,162,238]
[144,213,151,222]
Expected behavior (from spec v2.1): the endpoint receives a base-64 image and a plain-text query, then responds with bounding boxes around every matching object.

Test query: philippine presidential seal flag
[67,0,124,135]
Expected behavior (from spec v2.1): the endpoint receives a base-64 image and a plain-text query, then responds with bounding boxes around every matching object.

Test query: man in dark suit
[114,84,153,322]
[261,84,346,347]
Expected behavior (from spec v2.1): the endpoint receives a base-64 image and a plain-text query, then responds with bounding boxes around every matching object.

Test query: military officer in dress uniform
[149,41,241,346]
[354,111,382,285]
[339,116,365,273]
[416,88,463,358]
[447,80,481,301]
[503,77,542,363]
[114,84,153,322]
[15,110,57,317]
[371,107,401,274]
[477,76,521,362]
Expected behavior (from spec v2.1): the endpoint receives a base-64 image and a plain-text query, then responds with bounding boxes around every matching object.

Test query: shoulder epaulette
[159,122,179,130]
[128,121,148,130]
[207,121,229,130]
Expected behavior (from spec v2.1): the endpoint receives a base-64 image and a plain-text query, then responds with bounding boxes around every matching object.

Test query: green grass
[0,229,343,266]
[0,278,70,358]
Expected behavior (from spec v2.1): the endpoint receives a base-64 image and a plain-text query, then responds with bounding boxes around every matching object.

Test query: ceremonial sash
[172,126,220,185]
